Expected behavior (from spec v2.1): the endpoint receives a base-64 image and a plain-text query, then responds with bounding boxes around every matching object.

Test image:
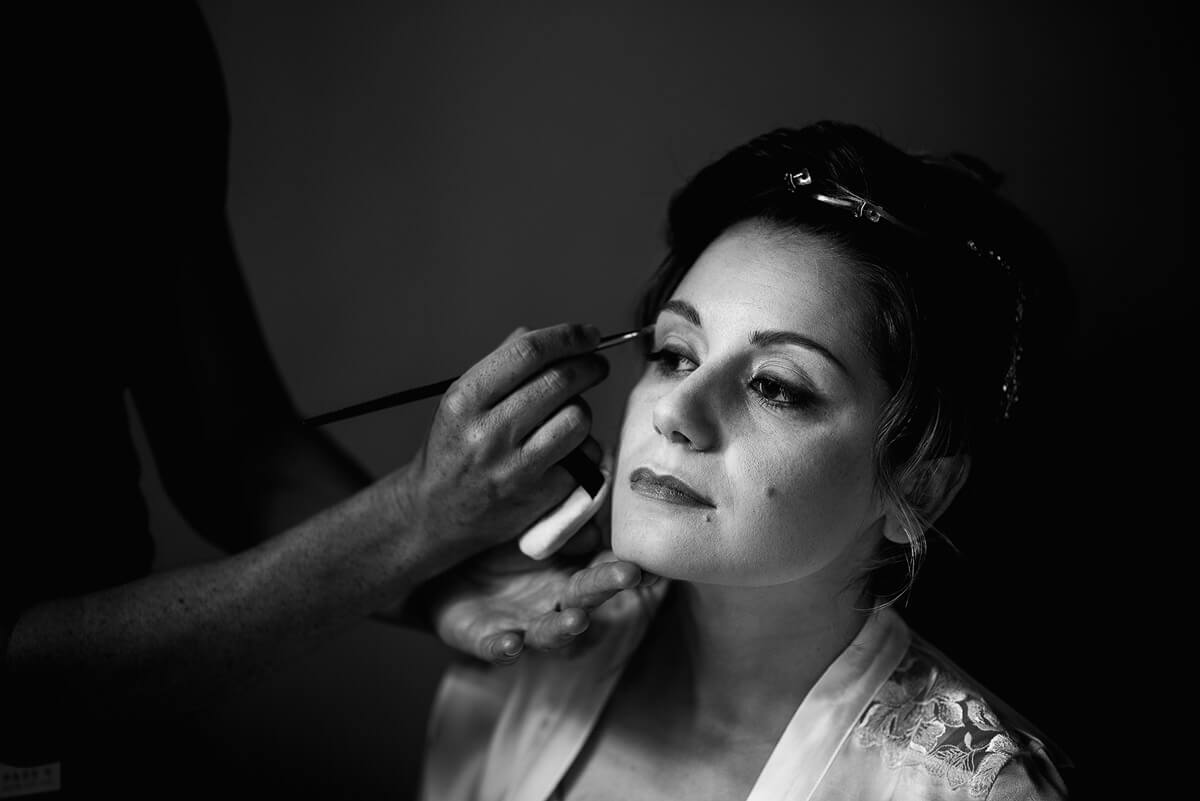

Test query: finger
[494,355,609,444]
[524,607,590,651]
[455,323,602,411]
[500,326,530,345]
[516,398,593,477]
[481,629,525,665]
[430,578,518,653]
[497,461,582,544]
[561,560,643,610]
[433,599,528,664]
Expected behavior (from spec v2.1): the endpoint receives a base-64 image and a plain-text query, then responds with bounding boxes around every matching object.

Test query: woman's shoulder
[849,625,1071,800]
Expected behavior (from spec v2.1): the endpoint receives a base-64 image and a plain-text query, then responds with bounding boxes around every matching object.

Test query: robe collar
[486,583,911,801]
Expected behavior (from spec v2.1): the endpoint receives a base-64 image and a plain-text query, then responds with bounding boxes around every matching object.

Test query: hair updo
[636,120,1069,602]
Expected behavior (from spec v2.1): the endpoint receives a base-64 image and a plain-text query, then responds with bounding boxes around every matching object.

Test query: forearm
[257,429,449,637]
[2,470,445,760]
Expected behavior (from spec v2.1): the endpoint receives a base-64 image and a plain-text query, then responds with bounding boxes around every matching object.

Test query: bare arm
[0,211,609,761]
[3,474,418,761]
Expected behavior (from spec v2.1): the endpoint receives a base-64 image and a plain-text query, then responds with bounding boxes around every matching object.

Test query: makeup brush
[302,327,649,428]
[302,326,650,506]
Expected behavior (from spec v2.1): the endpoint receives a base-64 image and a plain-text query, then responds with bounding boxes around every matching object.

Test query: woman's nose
[651,373,719,451]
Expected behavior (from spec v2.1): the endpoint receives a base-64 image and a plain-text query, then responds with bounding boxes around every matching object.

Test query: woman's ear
[923,454,971,524]
[881,454,971,545]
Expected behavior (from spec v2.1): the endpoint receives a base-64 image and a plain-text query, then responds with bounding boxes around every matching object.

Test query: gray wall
[138,1,1182,797]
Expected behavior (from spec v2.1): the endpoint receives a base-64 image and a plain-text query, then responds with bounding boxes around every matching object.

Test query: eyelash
[646,348,817,410]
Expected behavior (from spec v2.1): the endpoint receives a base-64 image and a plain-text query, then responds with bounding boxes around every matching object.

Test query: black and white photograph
[2,2,1184,799]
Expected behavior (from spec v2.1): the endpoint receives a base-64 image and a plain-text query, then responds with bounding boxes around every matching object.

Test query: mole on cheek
[765,486,777,499]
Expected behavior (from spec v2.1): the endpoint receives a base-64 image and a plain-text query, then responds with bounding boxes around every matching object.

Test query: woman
[420,121,1072,801]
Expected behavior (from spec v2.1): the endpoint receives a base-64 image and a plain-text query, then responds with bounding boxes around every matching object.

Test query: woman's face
[611,221,893,586]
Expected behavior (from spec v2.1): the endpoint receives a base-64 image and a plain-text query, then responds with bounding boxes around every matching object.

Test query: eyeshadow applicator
[302,326,651,558]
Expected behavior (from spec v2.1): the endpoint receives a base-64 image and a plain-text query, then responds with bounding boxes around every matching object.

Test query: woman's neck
[632,574,871,739]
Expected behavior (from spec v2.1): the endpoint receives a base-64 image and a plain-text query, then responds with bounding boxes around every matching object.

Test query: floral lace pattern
[855,654,1020,798]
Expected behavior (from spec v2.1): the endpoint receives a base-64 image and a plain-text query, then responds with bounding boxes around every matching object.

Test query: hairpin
[785,171,919,234]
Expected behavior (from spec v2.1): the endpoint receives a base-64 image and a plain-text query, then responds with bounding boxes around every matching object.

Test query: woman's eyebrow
[749,329,849,376]
[659,299,702,327]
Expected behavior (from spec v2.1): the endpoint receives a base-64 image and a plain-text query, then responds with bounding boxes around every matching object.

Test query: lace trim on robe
[854,653,1021,798]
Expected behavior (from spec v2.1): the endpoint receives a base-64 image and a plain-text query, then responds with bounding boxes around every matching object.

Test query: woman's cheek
[731,434,873,571]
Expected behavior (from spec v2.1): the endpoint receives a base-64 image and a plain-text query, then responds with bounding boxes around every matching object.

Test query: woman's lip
[628,467,715,508]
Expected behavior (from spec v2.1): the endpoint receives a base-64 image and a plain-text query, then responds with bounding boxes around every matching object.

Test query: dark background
[126,1,1184,797]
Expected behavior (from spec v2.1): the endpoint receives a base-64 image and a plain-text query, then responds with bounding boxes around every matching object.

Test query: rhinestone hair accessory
[785,169,1026,420]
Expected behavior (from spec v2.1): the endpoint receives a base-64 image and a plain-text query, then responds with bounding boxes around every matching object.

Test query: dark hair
[636,121,1070,602]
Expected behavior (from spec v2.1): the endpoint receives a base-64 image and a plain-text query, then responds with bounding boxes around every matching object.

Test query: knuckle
[564,572,586,604]
[539,368,567,396]
[440,384,471,418]
[612,562,638,587]
[579,568,605,598]
[461,420,490,451]
[558,324,581,351]
[546,323,582,356]
[566,322,594,346]
[513,334,543,365]
[509,446,542,481]
[496,461,535,498]
[486,464,518,497]
[586,565,610,594]
[561,609,588,635]
[560,402,590,433]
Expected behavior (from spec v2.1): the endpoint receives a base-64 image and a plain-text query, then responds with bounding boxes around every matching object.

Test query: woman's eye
[647,348,697,376]
[749,375,812,408]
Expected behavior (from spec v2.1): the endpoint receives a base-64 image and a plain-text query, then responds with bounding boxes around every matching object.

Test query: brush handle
[301,327,646,428]
[519,455,612,559]
[302,377,457,427]
[560,449,605,497]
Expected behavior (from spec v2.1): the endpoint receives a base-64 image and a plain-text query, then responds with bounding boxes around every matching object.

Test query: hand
[392,323,609,573]
[425,543,655,664]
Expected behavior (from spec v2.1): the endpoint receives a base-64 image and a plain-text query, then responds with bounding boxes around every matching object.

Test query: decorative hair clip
[785,169,1025,421]
[783,169,813,190]
[968,240,1025,420]
[785,171,918,234]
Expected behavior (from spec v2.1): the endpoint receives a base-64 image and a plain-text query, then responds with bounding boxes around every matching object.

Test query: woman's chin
[611,527,717,583]
[611,493,719,575]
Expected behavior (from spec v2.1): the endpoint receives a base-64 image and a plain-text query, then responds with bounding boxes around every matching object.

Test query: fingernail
[639,572,660,587]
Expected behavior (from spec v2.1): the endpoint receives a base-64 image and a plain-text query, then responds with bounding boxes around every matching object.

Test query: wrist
[371,462,471,590]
